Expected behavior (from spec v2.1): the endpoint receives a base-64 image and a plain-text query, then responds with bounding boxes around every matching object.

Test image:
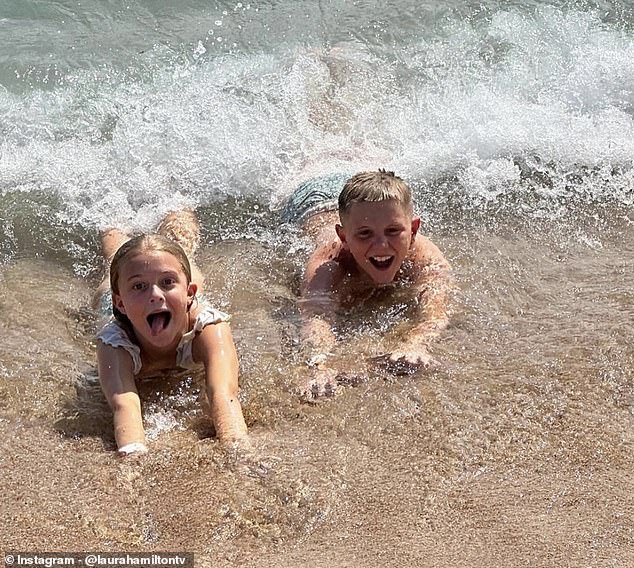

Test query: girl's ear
[187,283,198,304]
[113,293,126,314]
[335,224,349,250]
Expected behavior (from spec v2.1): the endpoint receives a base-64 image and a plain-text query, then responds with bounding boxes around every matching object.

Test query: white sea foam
[1,3,633,238]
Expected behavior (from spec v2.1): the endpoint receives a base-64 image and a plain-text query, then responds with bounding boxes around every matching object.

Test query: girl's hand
[117,442,148,457]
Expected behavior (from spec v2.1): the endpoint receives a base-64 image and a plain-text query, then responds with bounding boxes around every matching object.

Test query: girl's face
[113,250,196,350]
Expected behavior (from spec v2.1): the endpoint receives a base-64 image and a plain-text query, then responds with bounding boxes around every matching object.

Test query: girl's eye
[132,282,146,291]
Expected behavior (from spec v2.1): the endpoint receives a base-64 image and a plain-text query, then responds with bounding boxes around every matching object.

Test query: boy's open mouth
[147,310,172,335]
[369,255,395,270]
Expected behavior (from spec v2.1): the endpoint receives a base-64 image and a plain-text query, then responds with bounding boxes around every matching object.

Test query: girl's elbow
[110,391,141,414]
[208,381,240,402]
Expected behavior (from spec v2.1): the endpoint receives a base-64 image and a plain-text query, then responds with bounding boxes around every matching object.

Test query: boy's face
[336,199,420,285]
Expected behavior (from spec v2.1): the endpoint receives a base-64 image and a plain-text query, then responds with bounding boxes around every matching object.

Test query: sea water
[1,1,634,566]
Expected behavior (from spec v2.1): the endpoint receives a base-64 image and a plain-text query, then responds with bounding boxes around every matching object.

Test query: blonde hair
[338,169,413,218]
[109,234,192,327]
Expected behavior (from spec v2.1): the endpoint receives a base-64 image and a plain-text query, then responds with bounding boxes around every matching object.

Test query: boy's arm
[293,245,346,400]
[194,322,249,445]
[299,245,343,361]
[389,239,452,366]
[97,343,147,455]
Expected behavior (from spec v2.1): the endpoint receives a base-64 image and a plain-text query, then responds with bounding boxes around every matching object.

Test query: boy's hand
[390,349,435,366]
[371,347,437,375]
[299,367,342,402]
[297,353,368,402]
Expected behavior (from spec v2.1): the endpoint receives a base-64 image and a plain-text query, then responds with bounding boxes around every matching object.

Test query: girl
[95,212,248,456]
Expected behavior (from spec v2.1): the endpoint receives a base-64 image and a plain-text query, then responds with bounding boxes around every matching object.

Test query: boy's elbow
[435,314,450,331]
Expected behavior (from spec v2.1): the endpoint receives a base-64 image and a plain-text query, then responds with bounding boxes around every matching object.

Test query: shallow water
[2,212,634,566]
[2,0,634,566]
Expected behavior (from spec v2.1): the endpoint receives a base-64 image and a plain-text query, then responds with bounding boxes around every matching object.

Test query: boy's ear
[335,224,349,249]
[411,216,421,241]
[113,293,126,314]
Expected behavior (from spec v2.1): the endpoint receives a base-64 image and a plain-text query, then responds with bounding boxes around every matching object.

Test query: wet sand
[1,218,634,567]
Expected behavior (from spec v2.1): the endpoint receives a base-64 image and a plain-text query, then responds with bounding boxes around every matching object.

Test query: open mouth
[368,255,395,270]
[147,310,172,335]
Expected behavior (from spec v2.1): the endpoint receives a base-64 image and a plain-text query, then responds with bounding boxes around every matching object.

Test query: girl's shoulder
[96,320,143,375]
[189,302,231,333]
[178,303,232,369]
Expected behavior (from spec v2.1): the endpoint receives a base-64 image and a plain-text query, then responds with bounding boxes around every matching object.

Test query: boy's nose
[372,234,389,247]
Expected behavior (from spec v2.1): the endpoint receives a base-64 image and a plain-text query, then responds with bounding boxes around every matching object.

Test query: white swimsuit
[96,306,230,375]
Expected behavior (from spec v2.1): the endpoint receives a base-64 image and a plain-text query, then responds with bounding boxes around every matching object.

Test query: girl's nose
[149,284,164,301]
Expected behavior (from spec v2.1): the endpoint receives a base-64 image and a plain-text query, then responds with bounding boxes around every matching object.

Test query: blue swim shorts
[280,173,351,224]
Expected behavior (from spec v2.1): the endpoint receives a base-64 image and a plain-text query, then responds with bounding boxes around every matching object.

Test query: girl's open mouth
[369,255,394,270]
[147,310,172,335]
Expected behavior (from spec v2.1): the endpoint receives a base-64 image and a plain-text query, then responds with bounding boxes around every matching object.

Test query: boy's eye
[387,227,404,236]
[356,230,372,239]
[131,282,146,291]
[162,277,177,287]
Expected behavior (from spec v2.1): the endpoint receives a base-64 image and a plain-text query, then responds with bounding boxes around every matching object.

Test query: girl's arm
[193,322,249,444]
[97,342,147,455]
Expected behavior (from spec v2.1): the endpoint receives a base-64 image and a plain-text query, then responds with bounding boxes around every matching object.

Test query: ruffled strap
[176,307,231,369]
[96,321,143,375]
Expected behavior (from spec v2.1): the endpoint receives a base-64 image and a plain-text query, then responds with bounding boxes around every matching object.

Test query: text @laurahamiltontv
[4,554,194,568]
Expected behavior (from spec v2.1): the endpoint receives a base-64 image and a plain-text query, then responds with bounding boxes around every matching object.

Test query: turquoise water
[2,1,634,250]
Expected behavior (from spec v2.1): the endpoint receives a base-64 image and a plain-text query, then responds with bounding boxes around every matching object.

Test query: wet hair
[338,169,413,218]
[109,233,192,328]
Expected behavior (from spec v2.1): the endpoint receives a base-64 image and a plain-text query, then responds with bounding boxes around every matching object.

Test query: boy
[288,169,451,399]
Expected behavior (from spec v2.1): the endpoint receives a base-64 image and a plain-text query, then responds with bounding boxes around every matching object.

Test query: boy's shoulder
[411,234,450,269]
[303,237,348,292]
